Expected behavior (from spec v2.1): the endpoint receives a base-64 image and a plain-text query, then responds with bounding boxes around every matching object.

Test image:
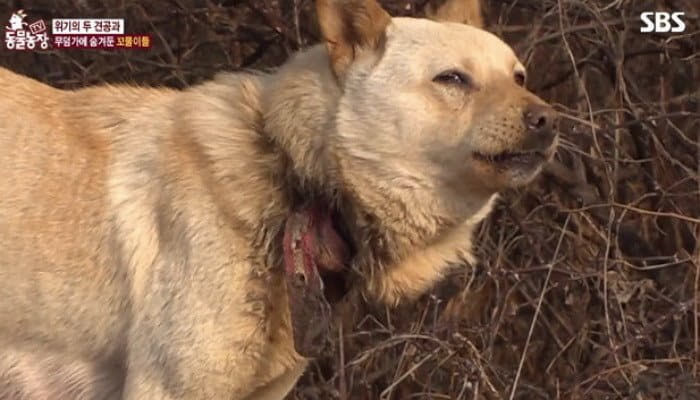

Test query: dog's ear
[425,0,484,28]
[316,0,391,81]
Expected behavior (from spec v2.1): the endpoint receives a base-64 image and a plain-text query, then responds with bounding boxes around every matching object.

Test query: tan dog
[0,0,557,398]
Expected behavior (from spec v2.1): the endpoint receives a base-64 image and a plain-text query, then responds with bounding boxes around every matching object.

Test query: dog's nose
[522,103,557,151]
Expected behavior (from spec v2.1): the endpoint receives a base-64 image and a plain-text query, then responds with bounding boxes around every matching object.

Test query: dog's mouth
[473,150,547,169]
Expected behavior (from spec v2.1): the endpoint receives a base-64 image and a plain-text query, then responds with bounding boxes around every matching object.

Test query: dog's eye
[433,70,473,88]
[514,71,526,86]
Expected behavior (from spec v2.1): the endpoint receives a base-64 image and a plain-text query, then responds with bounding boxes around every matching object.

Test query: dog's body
[0,0,558,398]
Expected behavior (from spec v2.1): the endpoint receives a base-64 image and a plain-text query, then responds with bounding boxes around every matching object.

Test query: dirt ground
[1,0,699,398]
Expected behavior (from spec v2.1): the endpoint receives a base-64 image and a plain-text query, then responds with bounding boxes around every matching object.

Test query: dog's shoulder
[181,71,265,133]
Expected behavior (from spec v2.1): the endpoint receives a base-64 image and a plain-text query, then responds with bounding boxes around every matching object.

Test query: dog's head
[318,0,558,220]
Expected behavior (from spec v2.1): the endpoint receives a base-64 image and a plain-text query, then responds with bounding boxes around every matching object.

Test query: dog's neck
[260,46,343,203]
[259,45,496,293]
[260,46,397,246]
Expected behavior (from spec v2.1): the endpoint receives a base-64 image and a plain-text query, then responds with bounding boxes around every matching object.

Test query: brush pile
[1,0,698,398]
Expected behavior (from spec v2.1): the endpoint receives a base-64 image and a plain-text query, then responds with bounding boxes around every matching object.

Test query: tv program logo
[640,12,686,33]
[4,9,51,50]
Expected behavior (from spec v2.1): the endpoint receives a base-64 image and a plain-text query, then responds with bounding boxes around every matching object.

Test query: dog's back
[0,67,256,347]
[0,68,120,351]
[0,69,131,398]
[0,65,301,399]
[0,69,160,375]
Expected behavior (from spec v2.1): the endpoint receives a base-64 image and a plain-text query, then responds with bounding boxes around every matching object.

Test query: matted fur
[0,0,556,398]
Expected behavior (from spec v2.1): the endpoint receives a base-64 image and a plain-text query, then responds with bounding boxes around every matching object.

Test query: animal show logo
[4,9,152,51]
[4,9,50,50]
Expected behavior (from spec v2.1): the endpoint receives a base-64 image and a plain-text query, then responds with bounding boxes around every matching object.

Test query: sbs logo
[640,12,686,33]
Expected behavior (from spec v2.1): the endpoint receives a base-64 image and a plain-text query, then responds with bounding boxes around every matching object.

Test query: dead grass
[1,0,699,398]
